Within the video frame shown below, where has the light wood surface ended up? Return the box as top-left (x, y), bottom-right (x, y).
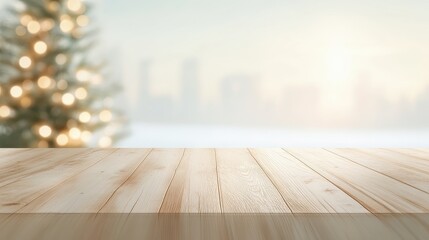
top-left (0, 148), bottom-right (428, 214)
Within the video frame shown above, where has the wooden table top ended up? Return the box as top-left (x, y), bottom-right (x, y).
top-left (1, 148), bottom-right (429, 214)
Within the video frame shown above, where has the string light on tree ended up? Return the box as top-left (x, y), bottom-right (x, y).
top-left (62, 93), bottom-right (75, 106)
top-left (27, 20), bottom-right (41, 34)
top-left (99, 110), bottom-right (112, 122)
top-left (76, 69), bottom-right (91, 82)
top-left (19, 56), bottom-right (32, 69)
top-left (79, 111), bottom-right (91, 123)
top-left (0, 0), bottom-right (123, 147)
top-left (67, 0), bottom-right (83, 12)
top-left (10, 86), bottom-right (23, 98)
top-left (38, 125), bottom-right (52, 138)
top-left (69, 127), bottom-right (81, 140)
top-left (74, 87), bottom-right (87, 100)
top-left (37, 76), bottom-right (53, 89)
top-left (34, 41), bottom-right (48, 55)
top-left (0, 105), bottom-right (12, 118)
top-left (56, 133), bottom-right (69, 146)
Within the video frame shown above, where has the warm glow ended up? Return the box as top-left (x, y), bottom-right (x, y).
top-left (27, 20), bottom-right (41, 34)
top-left (79, 111), bottom-right (91, 123)
top-left (60, 19), bottom-right (74, 33)
top-left (51, 92), bottom-right (62, 103)
top-left (41, 19), bottom-right (54, 31)
top-left (69, 127), bottom-right (81, 139)
top-left (34, 41), bottom-right (48, 55)
top-left (81, 130), bottom-right (92, 143)
top-left (20, 97), bottom-right (32, 108)
top-left (20, 14), bottom-right (32, 26)
top-left (37, 76), bottom-right (53, 89)
top-left (0, 105), bottom-right (12, 118)
top-left (92, 74), bottom-right (103, 84)
top-left (99, 110), bottom-right (112, 122)
top-left (75, 87), bottom-right (88, 100)
top-left (55, 54), bottom-right (67, 65)
top-left (19, 56), bottom-right (32, 69)
top-left (56, 133), bottom-right (69, 146)
top-left (98, 136), bottom-right (112, 148)
top-left (67, 0), bottom-right (83, 12)
top-left (57, 79), bottom-right (68, 90)
top-left (77, 15), bottom-right (89, 27)
top-left (76, 69), bottom-right (91, 82)
top-left (10, 86), bottom-right (23, 98)
top-left (15, 26), bottom-right (26, 36)
top-left (62, 93), bottom-right (75, 106)
top-left (39, 125), bottom-right (52, 138)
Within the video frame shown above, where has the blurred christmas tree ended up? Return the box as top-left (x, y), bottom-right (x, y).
top-left (0, 0), bottom-right (124, 148)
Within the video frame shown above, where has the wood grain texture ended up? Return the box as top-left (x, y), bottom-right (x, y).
top-left (328, 148), bottom-right (429, 193)
top-left (100, 148), bottom-right (184, 213)
top-left (160, 149), bottom-right (221, 213)
top-left (0, 148), bottom-right (428, 214)
top-left (286, 148), bottom-right (429, 213)
top-left (18, 149), bottom-right (151, 213)
top-left (215, 148), bottom-right (291, 213)
top-left (249, 148), bottom-right (368, 213)
top-left (0, 149), bottom-right (114, 213)
top-left (388, 148), bottom-right (429, 161)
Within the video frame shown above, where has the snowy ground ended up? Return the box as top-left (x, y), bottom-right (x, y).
top-left (117, 123), bottom-right (429, 148)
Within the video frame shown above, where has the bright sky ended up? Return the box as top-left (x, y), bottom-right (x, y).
top-left (2, 0), bottom-right (429, 112)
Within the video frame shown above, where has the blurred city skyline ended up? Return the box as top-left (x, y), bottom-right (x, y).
top-left (2, 0), bottom-right (429, 129)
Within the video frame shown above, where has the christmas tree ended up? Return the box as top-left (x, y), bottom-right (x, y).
top-left (0, 0), bottom-right (124, 148)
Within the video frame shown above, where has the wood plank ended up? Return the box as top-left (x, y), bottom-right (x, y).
top-left (18, 149), bottom-right (151, 213)
top-left (216, 148), bottom-right (291, 213)
top-left (286, 148), bottom-right (429, 213)
top-left (0, 149), bottom-right (114, 213)
top-left (357, 148), bottom-right (429, 171)
top-left (388, 148), bottom-right (429, 160)
top-left (0, 148), bottom-right (88, 188)
top-left (160, 149), bottom-right (221, 213)
top-left (100, 148), bottom-right (184, 213)
top-left (249, 148), bottom-right (367, 213)
top-left (0, 149), bottom-right (31, 159)
top-left (328, 148), bottom-right (429, 193)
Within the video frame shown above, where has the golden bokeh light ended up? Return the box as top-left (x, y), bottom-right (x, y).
top-left (74, 87), bottom-right (88, 100)
top-left (69, 127), bottom-right (81, 139)
top-left (60, 18), bottom-right (74, 33)
top-left (19, 56), bottom-right (32, 69)
top-left (55, 54), bottom-right (67, 65)
top-left (37, 76), bottom-right (53, 89)
top-left (20, 14), bottom-right (32, 25)
top-left (67, 0), bottom-right (83, 12)
top-left (79, 111), bottom-right (91, 123)
top-left (76, 69), bottom-right (91, 82)
top-left (57, 79), bottom-right (68, 90)
top-left (62, 93), bottom-right (75, 106)
top-left (41, 19), bottom-right (54, 31)
top-left (99, 110), bottom-right (112, 122)
top-left (76, 15), bottom-right (89, 27)
top-left (10, 85), bottom-right (23, 98)
top-left (56, 133), bottom-right (69, 146)
top-left (27, 20), bottom-right (41, 34)
top-left (39, 125), bottom-right (52, 138)
top-left (0, 105), bottom-right (12, 118)
top-left (34, 41), bottom-right (48, 55)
